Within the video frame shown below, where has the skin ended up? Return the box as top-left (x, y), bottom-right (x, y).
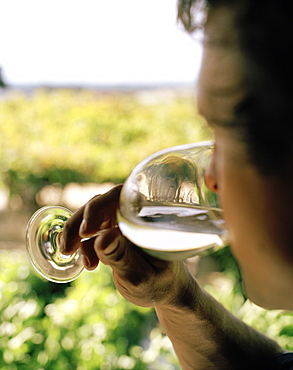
top-left (205, 126), bottom-right (293, 310)
top-left (60, 4), bottom-right (291, 369)
top-left (200, 5), bottom-right (293, 310)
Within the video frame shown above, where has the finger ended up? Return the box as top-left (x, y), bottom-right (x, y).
top-left (61, 184), bottom-right (122, 255)
top-left (93, 228), bottom-right (177, 307)
top-left (61, 206), bottom-right (85, 255)
top-left (79, 237), bottom-right (99, 270)
top-left (93, 228), bottom-right (154, 285)
top-left (95, 228), bottom-right (128, 266)
top-left (79, 184), bottom-right (122, 237)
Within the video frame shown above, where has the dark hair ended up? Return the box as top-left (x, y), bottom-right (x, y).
top-left (178, 0), bottom-right (293, 175)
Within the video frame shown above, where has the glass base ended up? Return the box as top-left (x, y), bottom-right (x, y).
top-left (26, 206), bottom-right (84, 283)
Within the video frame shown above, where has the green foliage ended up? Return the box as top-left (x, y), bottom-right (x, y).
top-left (1, 250), bottom-right (292, 369)
top-left (0, 250), bottom-right (180, 369)
top-left (0, 89), bottom-right (210, 204)
top-left (212, 246), bottom-right (245, 298)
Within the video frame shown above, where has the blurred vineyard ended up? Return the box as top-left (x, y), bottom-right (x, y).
top-left (0, 88), bottom-right (209, 206)
top-left (0, 88), bottom-right (292, 369)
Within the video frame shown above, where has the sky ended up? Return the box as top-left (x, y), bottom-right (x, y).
top-left (0, 0), bottom-right (203, 87)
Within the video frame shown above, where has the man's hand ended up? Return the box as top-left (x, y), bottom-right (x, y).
top-left (60, 184), bottom-right (193, 308)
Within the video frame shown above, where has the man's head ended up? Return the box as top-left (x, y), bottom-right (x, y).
top-left (178, 0), bottom-right (293, 309)
top-left (178, 0), bottom-right (293, 175)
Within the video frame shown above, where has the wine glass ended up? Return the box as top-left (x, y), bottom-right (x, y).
top-left (26, 140), bottom-right (227, 282)
top-left (118, 140), bottom-right (227, 261)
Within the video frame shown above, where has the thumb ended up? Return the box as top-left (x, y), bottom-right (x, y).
top-left (79, 184), bottom-right (122, 238)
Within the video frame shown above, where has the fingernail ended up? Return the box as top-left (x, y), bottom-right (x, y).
top-left (80, 219), bottom-right (87, 235)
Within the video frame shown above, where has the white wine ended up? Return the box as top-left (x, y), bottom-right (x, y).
top-left (117, 205), bottom-right (226, 261)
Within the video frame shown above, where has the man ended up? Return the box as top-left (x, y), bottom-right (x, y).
top-left (61, 1), bottom-right (293, 368)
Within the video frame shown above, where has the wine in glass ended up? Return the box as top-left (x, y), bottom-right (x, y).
top-left (118, 140), bottom-right (227, 261)
top-left (26, 140), bottom-right (227, 282)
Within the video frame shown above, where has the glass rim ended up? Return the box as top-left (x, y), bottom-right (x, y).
top-left (148, 140), bottom-right (214, 157)
top-left (133, 140), bottom-right (214, 172)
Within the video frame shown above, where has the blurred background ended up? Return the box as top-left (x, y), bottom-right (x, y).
top-left (0, 1), bottom-right (292, 369)
top-left (0, 0), bottom-right (201, 87)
